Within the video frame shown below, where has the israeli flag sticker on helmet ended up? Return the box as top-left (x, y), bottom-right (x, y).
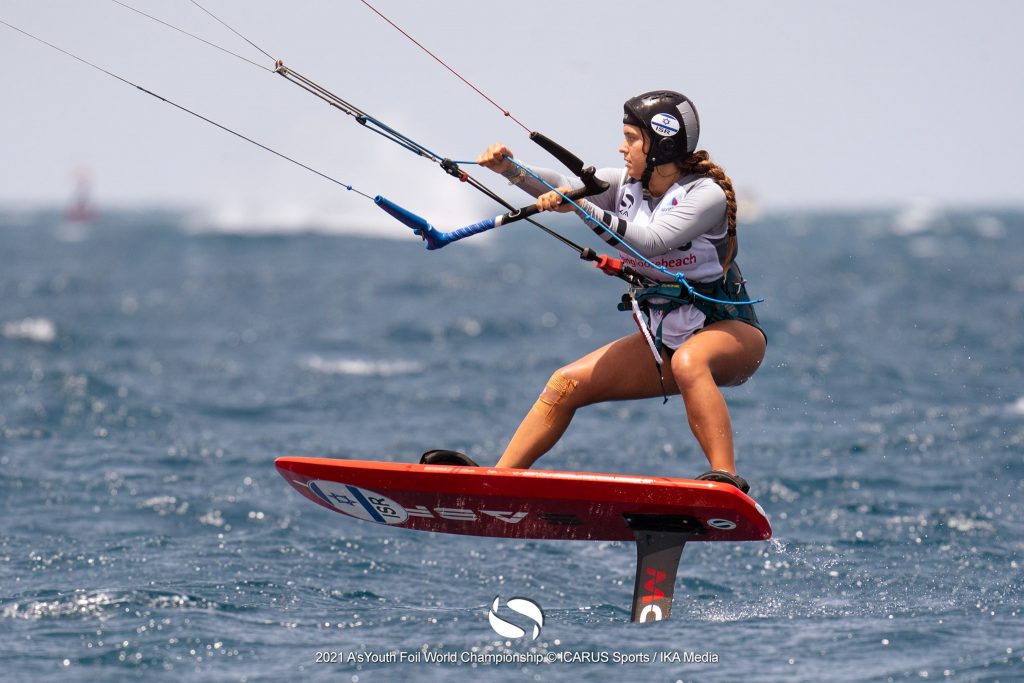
top-left (651, 113), bottom-right (679, 137)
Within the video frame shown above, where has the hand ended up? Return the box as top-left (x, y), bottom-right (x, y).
top-left (536, 186), bottom-right (576, 213)
top-left (477, 143), bottom-right (514, 174)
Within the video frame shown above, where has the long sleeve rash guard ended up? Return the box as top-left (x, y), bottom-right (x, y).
top-left (502, 164), bottom-right (729, 283)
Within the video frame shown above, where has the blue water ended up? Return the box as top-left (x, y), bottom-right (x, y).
top-left (2, 206), bottom-right (1022, 682)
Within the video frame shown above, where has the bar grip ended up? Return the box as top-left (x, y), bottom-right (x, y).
top-left (376, 195), bottom-right (500, 250)
top-left (529, 131), bottom-right (609, 195)
top-left (529, 130), bottom-right (586, 175)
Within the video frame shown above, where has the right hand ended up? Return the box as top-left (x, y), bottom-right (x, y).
top-left (477, 143), bottom-right (514, 174)
top-left (536, 187), bottom-right (576, 213)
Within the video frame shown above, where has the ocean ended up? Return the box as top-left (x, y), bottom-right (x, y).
top-left (1, 205), bottom-right (1022, 682)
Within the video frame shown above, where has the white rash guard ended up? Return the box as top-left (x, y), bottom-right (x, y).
top-left (503, 164), bottom-right (732, 348)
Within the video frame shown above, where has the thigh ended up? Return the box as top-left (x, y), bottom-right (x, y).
top-left (670, 319), bottom-right (767, 388)
top-left (560, 332), bottom-right (670, 405)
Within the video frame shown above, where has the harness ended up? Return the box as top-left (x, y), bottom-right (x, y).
top-left (618, 264), bottom-right (760, 352)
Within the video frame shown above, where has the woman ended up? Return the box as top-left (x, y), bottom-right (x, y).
top-left (426, 91), bottom-right (766, 492)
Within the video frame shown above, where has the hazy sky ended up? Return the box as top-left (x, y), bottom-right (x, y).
top-left (3, 0), bottom-right (1023, 217)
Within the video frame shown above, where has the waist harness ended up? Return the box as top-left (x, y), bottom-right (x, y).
top-left (617, 264), bottom-right (761, 351)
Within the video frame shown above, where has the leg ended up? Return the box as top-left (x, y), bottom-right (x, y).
top-left (496, 332), bottom-right (667, 468)
top-left (669, 320), bottom-right (766, 474)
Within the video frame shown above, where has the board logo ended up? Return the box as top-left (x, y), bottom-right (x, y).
top-left (487, 596), bottom-right (544, 640)
top-left (638, 568), bottom-right (668, 622)
top-left (706, 518), bottom-right (737, 530)
top-left (306, 480), bottom-right (408, 524)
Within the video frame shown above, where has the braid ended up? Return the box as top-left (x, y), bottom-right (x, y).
top-left (678, 151), bottom-right (739, 275)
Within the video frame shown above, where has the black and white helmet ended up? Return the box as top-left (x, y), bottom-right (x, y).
top-left (622, 90), bottom-right (700, 186)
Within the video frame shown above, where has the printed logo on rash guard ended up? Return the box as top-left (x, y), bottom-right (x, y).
top-left (619, 191), bottom-right (635, 216)
top-left (622, 254), bottom-right (696, 270)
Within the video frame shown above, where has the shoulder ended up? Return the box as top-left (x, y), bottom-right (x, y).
top-left (679, 174), bottom-right (726, 203)
top-left (666, 175), bottom-right (726, 214)
top-left (666, 174), bottom-right (727, 236)
top-left (675, 175), bottom-right (726, 223)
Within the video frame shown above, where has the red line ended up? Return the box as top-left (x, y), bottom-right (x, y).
top-left (358, 0), bottom-right (532, 134)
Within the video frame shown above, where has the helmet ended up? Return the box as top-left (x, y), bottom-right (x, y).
top-left (622, 90), bottom-right (700, 186)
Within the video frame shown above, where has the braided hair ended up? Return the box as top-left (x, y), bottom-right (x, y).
top-left (677, 151), bottom-right (738, 275)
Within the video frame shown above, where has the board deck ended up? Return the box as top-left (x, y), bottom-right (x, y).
top-left (275, 457), bottom-right (772, 542)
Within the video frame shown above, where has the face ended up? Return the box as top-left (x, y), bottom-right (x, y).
top-left (619, 124), bottom-right (648, 180)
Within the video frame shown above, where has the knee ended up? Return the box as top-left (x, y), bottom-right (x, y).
top-left (531, 369), bottom-right (582, 424)
top-left (670, 349), bottom-right (711, 390)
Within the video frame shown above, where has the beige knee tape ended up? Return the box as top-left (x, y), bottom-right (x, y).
top-left (531, 372), bottom-right (579, 426)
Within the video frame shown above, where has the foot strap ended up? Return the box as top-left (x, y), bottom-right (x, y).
top-left (419, 450), bottom-right (479, 467)
top-left (695, 470), bottom-right (750, 494)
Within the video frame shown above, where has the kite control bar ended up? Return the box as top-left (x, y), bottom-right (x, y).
top-left (378, 131), bottom-right (610, 251)
top-left (529, 131), bottom-right (608, 197)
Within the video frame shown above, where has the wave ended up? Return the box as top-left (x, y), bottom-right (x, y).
top-left (1, 589), bottom-right (219, 621)
top-left (2, 317), bottom-right (56, 343)
top-left (1009, 397), bottom-right (1024, 416)
top-left (301, 355), bottom-right (425, 377)
top-left (182, 178), bottom-right (498, 242)
top-left (184, 202), bottom-right (409, 238)
top-left (892, 200), bottom-right (945, 235)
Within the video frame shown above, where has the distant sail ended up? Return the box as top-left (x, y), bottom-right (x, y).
top-left (65, 167), bottom-right (96, 224)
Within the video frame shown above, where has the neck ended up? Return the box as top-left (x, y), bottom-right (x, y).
top-left (645, 163), bottom-right (682, 197)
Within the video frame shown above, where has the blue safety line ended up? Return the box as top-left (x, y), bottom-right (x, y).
top-left (361, 114), bottom-right (446, 162)
top-left (506, 158), bottom-right (763, 307)
top-left (360, 124), bottom-right (435, 158)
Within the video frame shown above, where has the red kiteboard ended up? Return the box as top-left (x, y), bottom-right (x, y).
top-left (276, 457), bottom-right (770, 542)
top-left (275, 457), bottom-right (772, 622)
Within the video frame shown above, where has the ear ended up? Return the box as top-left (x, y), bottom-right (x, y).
top-left (658, 137), bottom-right (677, 157)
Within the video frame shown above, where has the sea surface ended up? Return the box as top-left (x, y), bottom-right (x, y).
top-left (1, 205), bottom-right (1022, 682)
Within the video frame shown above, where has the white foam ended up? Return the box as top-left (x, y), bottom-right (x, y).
top-left (2, 591), bottom-right (117, 620)
top-left (140, 495), bottom-right (189, 516)
top-left (2, 317), bottom-right (57, 343)
top-left (973, 215), bottom-right (1006, 239)
top-left (184, 202), bottom-right (401, 237)
top-left (1009, 397), bottom-right (1024, 416)
top-left (198, 509), bottom-right (226, 528)
top-left (946, 515), bottom-right (994, 533)
top-left (184, 173), bottom-right (495, 243)
top-left (892, 200), bottom-right (943, 235)
top-left (301, 355), bottom-right (424, 377)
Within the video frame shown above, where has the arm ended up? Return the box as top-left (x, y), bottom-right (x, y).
top-left (477, 143), bottom-right (622, 207)
top-left (499, 164), bottom-right (579, 198)
top-left (575, 179), bottom-right (727, 258)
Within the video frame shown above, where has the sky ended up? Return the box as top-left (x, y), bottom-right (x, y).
top-left (3, 0), bottom-right (1023, 219)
